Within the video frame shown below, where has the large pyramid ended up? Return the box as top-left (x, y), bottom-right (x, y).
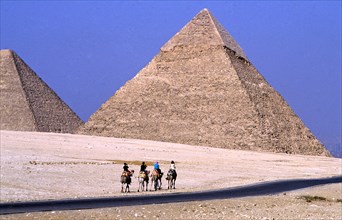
top-left (79, 9), bottom-right (330, 156)
top-left (0, 49), bottom-right (83, 133)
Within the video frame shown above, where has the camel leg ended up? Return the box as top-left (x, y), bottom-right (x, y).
top-left (153, 177), bottom-right (157, 190)
top-left (151, 179), bottom-right (155, 191)
top-left (138, 179), bottom-right (142, 192)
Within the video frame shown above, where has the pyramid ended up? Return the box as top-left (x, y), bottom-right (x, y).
top-left (79, 9), bottom-right (330, 156)
top-left (0, 49), bottom-right (83, 133)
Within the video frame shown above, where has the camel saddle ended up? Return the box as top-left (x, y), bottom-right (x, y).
top-left (152, 169), bottom-right (159, 177)
top-left (122, 171), bottom-right (131, 177)
top-left (139, 171), bottom-right (146, 179)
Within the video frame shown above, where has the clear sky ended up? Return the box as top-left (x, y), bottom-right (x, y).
top-left (1, 1), bottom-right (341, 155)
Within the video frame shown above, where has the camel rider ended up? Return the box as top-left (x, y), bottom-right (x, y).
top-left (140, 161), bottom-right (148, 178)
top-left (170, 160), bottom-right (176, 171)
top-left (154, 161), bottom-right (161, 177)
top-left (123, 162), bottom-right (130, 175)
top-left (140, 161), bottom-right (147, 172)
top-left (169, 160), bottom-right (177, 176)
top-left (122, 162), bottom-right (132, 184)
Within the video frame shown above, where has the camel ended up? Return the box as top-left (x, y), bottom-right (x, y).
top-left (150, 169), bottom-right (163, 191)
top-left (166, 169), bottom-right (177, 189)
top-left (137, 170), bottom-right (150, 192)
top-left (120, 170), bottom-right (134, 193)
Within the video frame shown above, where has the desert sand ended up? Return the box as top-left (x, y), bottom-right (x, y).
top-left (0, 130), bottom-right (341, 219)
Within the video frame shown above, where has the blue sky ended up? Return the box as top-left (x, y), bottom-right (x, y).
top-left (1, 1), bottom-right (341, 154)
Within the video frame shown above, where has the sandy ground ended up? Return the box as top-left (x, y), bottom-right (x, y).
top-left (0, 130), bottom-right (341, 219)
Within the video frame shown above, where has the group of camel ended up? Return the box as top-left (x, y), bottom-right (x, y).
top-left (121, 169), bottom-right (177, 193)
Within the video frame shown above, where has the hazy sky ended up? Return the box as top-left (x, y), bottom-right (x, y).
top-left (1, 1), bottom-right (341, 152)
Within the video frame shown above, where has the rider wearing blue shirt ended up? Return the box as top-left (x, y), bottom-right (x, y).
top-left (154, 161), bottom-right (161, 176)
top-left (154, 162), bottom-right (159, 170)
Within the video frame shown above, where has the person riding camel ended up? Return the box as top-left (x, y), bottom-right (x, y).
top-left (140, 161), bottom-right (148, 179)
top-left (169, 160), bottom-right (177, 176)
top-left (154, 161), bottom-right (161, 177)
top-left (170, 160), bottom-right (176, 171)
top-left (122, 162), bottom-right (132, 185)
top-left (140, 161), bottom-right (147, 172)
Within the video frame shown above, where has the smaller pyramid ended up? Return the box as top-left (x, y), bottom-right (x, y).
top-left (0, 49), bottom-right (83, 133)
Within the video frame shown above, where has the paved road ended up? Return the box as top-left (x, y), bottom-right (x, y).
top-left (1, 175), bottom-right (341, 215)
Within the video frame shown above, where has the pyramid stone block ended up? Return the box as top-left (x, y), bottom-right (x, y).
top-left (79, 9), bottom-right (330, 156)
top-left (0, 49), bottom-right (83, 133)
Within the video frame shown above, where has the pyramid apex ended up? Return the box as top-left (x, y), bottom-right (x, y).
top-left (0, 49), bottom-right (15, 56)
top-left (199, 8), bottom-right (213, 15)
top-left (198, 8), bottom-right (212, 16)
top-left (161, 9), bottom-right (247, 60)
